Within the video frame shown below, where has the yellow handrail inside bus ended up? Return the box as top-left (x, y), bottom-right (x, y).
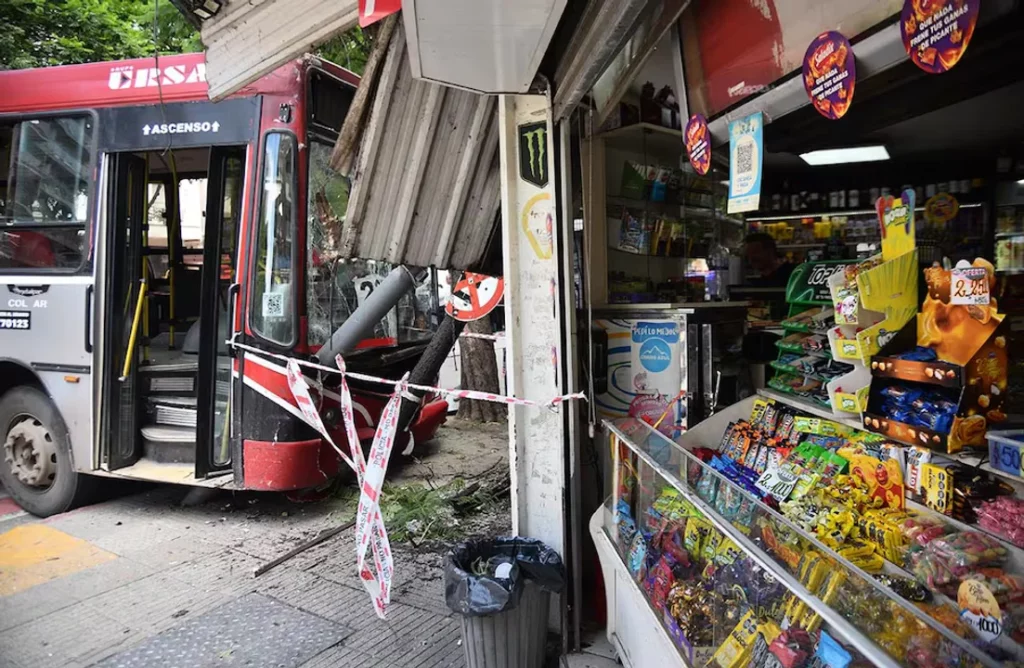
top-left (120, 279), bottom-right (148, 382)
top-left (142, 165), bottom-right (152, 363)
top-left (168, 150), bottom-right (180, 350)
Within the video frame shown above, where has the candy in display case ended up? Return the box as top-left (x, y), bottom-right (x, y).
top-left (594, 412), bottom-right (1009, 667)
top-left (594, 388), bottom-right (1024, 667)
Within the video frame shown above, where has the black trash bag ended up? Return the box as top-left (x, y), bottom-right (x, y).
top-left (444, 537), bottom-right (565, 617)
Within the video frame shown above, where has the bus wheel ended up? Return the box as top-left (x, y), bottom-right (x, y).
top-left (0, 386), bottom-right (94, 517)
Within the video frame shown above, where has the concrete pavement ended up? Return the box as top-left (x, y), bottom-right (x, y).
top-left (0, 484), bottom-right (465, 668)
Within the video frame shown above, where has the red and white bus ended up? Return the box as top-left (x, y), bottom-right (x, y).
top-left (0, 53), bottom-right (448, 516)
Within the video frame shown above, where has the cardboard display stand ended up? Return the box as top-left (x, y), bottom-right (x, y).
top-left (862, 260), bottom-right (1010, 453)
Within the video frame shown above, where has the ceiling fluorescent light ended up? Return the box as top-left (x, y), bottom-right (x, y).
top-left (800, 146), bottom-right (890, 166)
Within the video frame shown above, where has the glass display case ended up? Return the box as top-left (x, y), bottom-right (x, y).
top-left (591, 411), bottom-right (1005, 668)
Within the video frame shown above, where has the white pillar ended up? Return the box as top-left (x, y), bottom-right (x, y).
top-left (498, 93), bottom-right (566, 557)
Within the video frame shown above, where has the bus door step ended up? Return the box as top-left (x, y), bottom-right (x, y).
top-left (147, 396), bottom-right (198, 428)
top-left (141, 425), bottom-right (195, 464)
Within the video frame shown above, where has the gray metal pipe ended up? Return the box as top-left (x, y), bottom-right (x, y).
top-left (316, 266), bottom-right (420, 362)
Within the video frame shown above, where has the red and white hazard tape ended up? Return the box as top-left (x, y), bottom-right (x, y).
top-left (231, 341), bottom-right (586, 408)
top-left (458, 331), bottom-right (505, 341)
top-left (247, 340), bottom-right (585, 619)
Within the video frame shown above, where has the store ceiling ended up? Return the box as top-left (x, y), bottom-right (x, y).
top-left (758, 12), bottom-right (1024, 179)
top-left (863, 79), bottom-right (1024, 159)
top-left (763, 78), bottom-right (1024, 174)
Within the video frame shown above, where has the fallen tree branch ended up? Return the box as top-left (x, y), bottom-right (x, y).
top-left (253, 519), bottom-right (356, 577)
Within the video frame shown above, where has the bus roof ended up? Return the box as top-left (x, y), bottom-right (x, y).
top-left (0, 52), bottom-right (359, 115)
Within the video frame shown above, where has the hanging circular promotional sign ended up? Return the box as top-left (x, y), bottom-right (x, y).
top-left (684, 114), bottom-right (711, 175)
top-left (802, 31), bottom-right (856, 120)
top-left (901, 0), bottom-right (980, 74)
top-left (925, 192), bottom-right (960, 224)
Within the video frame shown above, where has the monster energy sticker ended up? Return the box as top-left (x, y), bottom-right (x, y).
top-left (518, 122), bottom-right (548, 188)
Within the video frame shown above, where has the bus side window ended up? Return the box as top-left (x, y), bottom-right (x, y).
top-left (250, 132), bottom-right (297, 346)
top-left (0, 116), bottom-right (92, 272)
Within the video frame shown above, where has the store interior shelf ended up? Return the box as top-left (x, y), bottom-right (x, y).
top-left (757, 388), bottom-right (862, 430)
top-left (607, 196), bottom-right (744, 227)
top-left (747, 202), bottom-right (983, 222)
top-left (946, 450), bottom-right (1024, 492)
top-left (769, 361), bottom-right (852, 386)
top-left (995, 231), bottom-right (1024, 239)
top-left (997, 268), bottom-right (1024, 275)
top-left (904, 497), bottom-right (1024, 570)
top-left (595, 122), bottom-right (683, 159)
top-left (777, 240), bottom-right (880, 250)
top-left (607, 245), bottom-right (687, 259)
top-left (765, 383), bottom-right (1024, 562)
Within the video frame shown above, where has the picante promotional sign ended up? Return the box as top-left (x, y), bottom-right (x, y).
top-left (684, 114), bottom-right (712, 175)
top-left (802, 31), bottom-right (856, 120)
top-left (727, 112), bottom-right (763, 214)
top-left (900, 0), bottom-right (980, 74)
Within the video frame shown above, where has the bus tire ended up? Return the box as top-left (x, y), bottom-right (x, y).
top-left (0, 386), bottom-right (95, 517)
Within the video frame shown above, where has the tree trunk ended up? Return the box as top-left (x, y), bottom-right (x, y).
top-left (458, 316), bottom-right (505, 422)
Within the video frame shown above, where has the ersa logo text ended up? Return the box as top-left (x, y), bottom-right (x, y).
top-left (108, 63), bottom-right (207, 90)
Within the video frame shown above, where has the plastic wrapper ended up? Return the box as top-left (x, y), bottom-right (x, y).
top-left (875, 574), bottom-right (931, 603)
top-left (900, 515), bottom-right (949, 548)
top-left (907, 530), bottom-right (1008, 594)
top-left (974, 496), bottom-right (1024, 547)
top-left (444, 537), bottom-right (565, 617)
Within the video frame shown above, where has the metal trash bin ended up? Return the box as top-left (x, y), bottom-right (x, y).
top-left (444, 537), bottom-right (564, 668)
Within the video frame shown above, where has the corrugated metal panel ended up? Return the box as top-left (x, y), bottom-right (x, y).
top-left (200, 0), bottom-right (359, 100)
top-left (340, 23), bottom-right (500, 270)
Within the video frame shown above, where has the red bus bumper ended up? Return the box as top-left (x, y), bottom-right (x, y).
top-left (242, 399), bottom-right (450, 491)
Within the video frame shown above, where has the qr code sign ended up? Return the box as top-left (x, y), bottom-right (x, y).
top-left (735, 142), bottom-right (753, 174)
top-left (262, 292), bottom-right (285, 318)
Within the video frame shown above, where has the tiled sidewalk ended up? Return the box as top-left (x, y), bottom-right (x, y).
top-left (0, 486), bottom-right (463, 668)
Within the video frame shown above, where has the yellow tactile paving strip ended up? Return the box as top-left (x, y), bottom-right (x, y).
top-left (0, 524), bottom-right (117, 596)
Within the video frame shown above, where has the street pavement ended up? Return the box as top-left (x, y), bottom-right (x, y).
top-left (0, 483), bottom-right (465, 668)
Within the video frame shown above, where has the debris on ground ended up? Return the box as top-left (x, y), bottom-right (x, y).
top-left (380, 464), bottom-right (511, 546)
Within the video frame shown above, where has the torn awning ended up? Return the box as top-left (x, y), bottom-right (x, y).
top-left (333, 20), bottom-right (501, 271)
top-left (189, 0), bottom-right (568, 100)
top-left (198, 0), bottom-right (360, 100)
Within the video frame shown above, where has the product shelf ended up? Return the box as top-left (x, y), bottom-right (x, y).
top-left (738, 390), bottom-right (1024, 660)
top-left (746, 202), bottom-right (983, 223)
top-left (757, 388), bottom-right (862, 430)
top-left (607, 196), bottom-right (743, 227)
top-left (606, 415), bottom-right (1001, 668)
top-left (768, 361), bottom-right (852, 387)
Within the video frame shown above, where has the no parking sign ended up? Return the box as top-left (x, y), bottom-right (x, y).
top-left (445, 272), bottom-right (504, 322)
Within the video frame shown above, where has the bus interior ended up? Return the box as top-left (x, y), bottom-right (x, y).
top-left (104, 145), bottom-right (244, 480)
